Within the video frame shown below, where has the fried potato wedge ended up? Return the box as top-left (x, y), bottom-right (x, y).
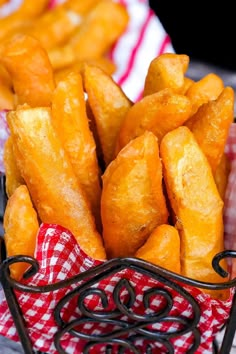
top-left (25, 5), bottom-right (82, 50)
top-left (48, 44), bottom-right (76, 71)
top-left (54, 57), bottom-right (116, 84)
top-left (7, 106), bottom-right (106, 260)
top-left (67, 0), bottom-right (129, 61)
top-left (0, 34), bottom-right (55, 107)
top-left (62, 0), bottom-right (101, 15)
top-left (185, 86), bottom-right (234, 174)
top-left (135, 224), bottom-right (181, 273)
top-left (181, 76), bottom-right (194, 94)
top-left (214, 153), bottom-right (231, 200)
top-left (143, 53), bottom-right (189, 96)
top-left (3, 136), bottom-right (25, 198)
top-left (185, 73), bottom-right (224, 116)
top-left (49, 0), bottom-right (129, 70)
top-left (115, 88), bottom-right (192, 155)
top-left (101, 131), bottom-right (169, 258)
top-left (4, 0), bottom-right (49, 18)
top-left (0, 64), bottom-right (12, 89)
top-left (160, 126), bottom-right (228, 299)
top-left (0, 81), bottom-right (15, 110)
top-left (51, 71), bottom-right (102, 231)
top-left (83, 64), bottom-right (132, 166)
top-left (0, 0), bottom-right (50, 40)
top-left (3, 184), bottom-right (39, 281)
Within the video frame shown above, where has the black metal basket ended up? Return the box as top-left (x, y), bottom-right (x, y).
top-left (1, 174), bottom-right (236, 354)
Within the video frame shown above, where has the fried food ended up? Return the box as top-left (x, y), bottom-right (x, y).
top-left (101, 131), bottom-right (169, 258)
top-left (54, 57), bottom-right (116, 84)
top-left (83, 64), bottom-right (132, 166)
top-left (51, 71), bottom-right (102, 231)
top-left (181, 76), bottom-right (194, 94)
top-left (3, 136), bottom-right (24, 198)
top-left (0, 81), bottom-right (15, 110)
top-left (24, 5), bottom-right (82, 50)
top-left (3, 184), bottom-right (39, 281)
top-left (67, 0), bottom-right (129, 61)
top-left (115, 88), bottom-right (192, 155)
top-left (7, 106), bottom-right (106, 260)
top-left (185, 86), bottom-right (234, 174)
top-left (185, 73), bottom-right (224, 116)
top-left (61, 0), bottom-right (101, 15)
top-left (143, 53), bottom-right (189, 96)
top-left (48, 0), bottom-right (129, 70)
top-left (0, 33), bottom-right (55, 107)
top-left (214, 153), bottom-right (231, 200)
top-left (135, 224), bottom-right (181, 273)
top-left (160, 125), bottom-right (229, 299)
top-left (0, 0), bottom-right (50, 41)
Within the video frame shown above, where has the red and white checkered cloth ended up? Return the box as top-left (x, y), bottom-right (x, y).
top-left (0, 0), bottom-right (236, 353)
top-left (0, 223), bottom-right (234, 354)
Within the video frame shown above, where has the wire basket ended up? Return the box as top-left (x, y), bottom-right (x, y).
top-left (1, 173), bottom-right (236, 354)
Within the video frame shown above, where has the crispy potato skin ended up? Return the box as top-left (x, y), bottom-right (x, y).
top-left (143, 53), bottom-right (189, 96)
top-left (115, 88), bottom-right (192, 155)
top-left (214, 153), bottom-right (231, 200)
top-left (0, 0), bottom-right (50, 41)
top-left (0, 34), bottom-right (55, 107)
top-left (4, 184), bottom-right (39, 281)
top-left (185, 73), bottom-right (224, 116)
top-left (49, 0), bottom-right (129, 70)
top-left (135, 224), bottom-right (181, 273)
top-left (160, 126), bottom-right (229, 299)
top-left (7, 106), bottom-right (106, 260)
top-left (51, 71), bottom-right (102, 231)
top-left (185, 87), bottom-right (234, 174)
top-left (101, 131), bottom-right (169, 258)
top-left (3, 136), bottom-right (25, 198)
top-left (68, 1), bottom-right (129, 61)
top-left (83, 64), bottom-right (132, 167)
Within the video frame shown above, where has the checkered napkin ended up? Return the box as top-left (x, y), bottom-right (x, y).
top-left (0, 222), bottom-right (234, 354)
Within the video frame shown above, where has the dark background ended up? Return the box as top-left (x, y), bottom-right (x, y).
top-left (148, 1), bottom-right (236, 72)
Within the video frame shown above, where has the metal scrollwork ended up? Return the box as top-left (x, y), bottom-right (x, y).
top-left (52, 259), bottom-right (203, 353)
top-left (1, 239), bottom-right (236, 353)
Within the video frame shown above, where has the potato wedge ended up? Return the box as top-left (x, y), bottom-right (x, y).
top-left (0, 0), bottom-right (49, 41)
top-left (54, 57), bottom-right (116, 84)
top-left (51, 71), bottom-right (102, 231)
top-left (185, 73), bottom-right (224, 116)
top-left (3, 136), bottom-right (25, 198)
top-left (48, 44), bottom-right (76, 71)
top-left (25, 5), bottom-right (82, 50)
top-left (214, 153), bottom-right (231, 200)
top-left (135, 224), bottom-right (181, 273)
top-left (101, 131), bottom-right (169, 258)
top-left (7, 106), bottom-right (106, 260)
top-left (0, 81), bottom-right (15, 110)
top-left (67, 0), bottom-right (129, 61)
top-left (115, 88), bottom-right (192, 155)
top-left (143, 53), bottom-right (189, 96)
top-left (181, 76), bottom-right (194, 95)
top-left (83, 64), bottom-right (132, 166)
top-left (0, 33), bottom-right (55, 107)
top-left (3, 184), bottom-right (39, 281)
top-left (0, 64), bottom-right (12, 89)
top-left (160, 126), bottom-right (228, 299)
top-left (62, 0), bottom-right (101, 15)
top-left (185, 86), bottom-right (234, 174)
